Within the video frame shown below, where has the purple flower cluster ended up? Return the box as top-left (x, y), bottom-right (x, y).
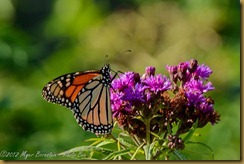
top-left (166, 59), bottom-right (216, 116)
top-left (111, 70), bottom-right (171, 118)
top-left (110, 59), bottom-right (220, 143)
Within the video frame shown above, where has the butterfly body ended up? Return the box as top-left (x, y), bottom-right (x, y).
top-left (42, 64), bottom-right (113, 135)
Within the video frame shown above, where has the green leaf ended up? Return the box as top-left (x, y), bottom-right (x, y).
top-left (183, 119), bottom-right (198, 143)
top-left (85, 137), bottom-right (102, 142)
top-left (130, 142), bottom-right (145, 160)
top-left (149, 141), bottom-right (158, 158)
top-left (167, 122), bottom-right (172, 134)
top-left (133, 115), bottom-right (144, 122)
top-left (173, 150), bottom-right (188, 160)
top-left (117, 137), bottom-right (137, 149)
top-left (151, 114), bottom-right (163, 120)
top-left (96, 139), bottom-right (115, 147)
top-left (103, 149), bottom-right (132, 160)
top-left (187, 141), bottom-right (214, 160)
top-left (143, 141), bottom-right (157, 160)
top-left (86, 137), bottom-right (105, 146)
top-left (149, 130), bottom-right (162, 140)
top-left (59, 146), bottom-right (113, 160)
top-left (143, 144), bottom-right (150, 160)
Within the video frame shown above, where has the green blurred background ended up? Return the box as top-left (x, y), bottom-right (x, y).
top-left (0, 0), bottom-right (240, 160)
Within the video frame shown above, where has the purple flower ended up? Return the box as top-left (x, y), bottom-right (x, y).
top-left (145, 67), bottom-right (155, 76)
top-left (195, 64), bottom-right (213, 79)
top-left (111, 72), bottom-right (139, 91)
top-left (111, 66), bottom-right (172, 119)
top-left (166, 60), bottom-right (213, 86)
top-left (178, 62), bottom-right (189, 73)
top-left (185, 89), bottom-right (206, 106)
top-left (110, 72), bottom-right (143, 117)
top-left (166, 65), bottom-right (177, 74)
top-left (199, 102), bottom-right (213, 113)
top-left (185, 88), bottom-right (214, 114)
top-left (142, 74), bottom-right (171, 94)
top-left (184, 79), bottom-right (215, 93)
top-left (142, 66), bottom-right (154, 81)
top-left (110, 61), bottom-right (219, 133)
top-left (121, 83), bottom-right (145, 103)
top-left (110, 91), bottom-right (132, 117)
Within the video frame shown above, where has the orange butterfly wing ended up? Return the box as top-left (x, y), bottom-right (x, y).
top-left (42, 71), bottom-right (100, 109)
top-left (42, 65), bottom-right (113, 135)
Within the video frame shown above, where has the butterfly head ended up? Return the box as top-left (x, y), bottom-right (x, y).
top-left (101, 64), bottom-right (112, 86)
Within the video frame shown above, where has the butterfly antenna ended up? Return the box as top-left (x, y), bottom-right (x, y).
top-left (121, 49), bottom-right (132, 55)
top-left (104, 55), bottom-right (109, 64)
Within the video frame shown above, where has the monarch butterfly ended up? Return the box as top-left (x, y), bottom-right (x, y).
top-left (42, 64), bottom-right (114, 135)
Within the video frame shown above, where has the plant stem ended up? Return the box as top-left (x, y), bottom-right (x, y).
top-left (108, 133), bottom-right (126, 149)
top-left (145, 118), bottom-right (151, 160)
